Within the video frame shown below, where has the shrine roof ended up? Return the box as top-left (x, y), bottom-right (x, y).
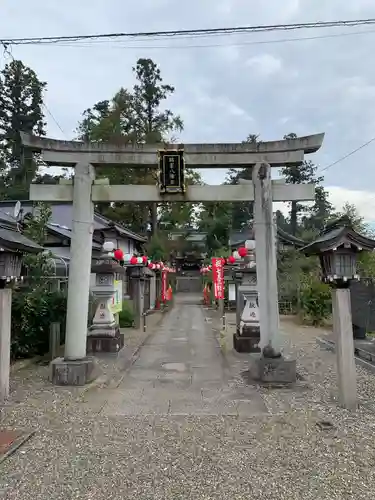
top-left (229, 227), bottom-right (305, 248)
top-left (301, 218), bottom-right (375, 255)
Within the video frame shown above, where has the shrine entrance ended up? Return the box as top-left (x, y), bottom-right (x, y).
top-left (21, 132), bottom-right (324, 385)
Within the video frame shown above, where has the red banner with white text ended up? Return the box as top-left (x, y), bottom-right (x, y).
top-left (211, 257), bottom-right (225, 300)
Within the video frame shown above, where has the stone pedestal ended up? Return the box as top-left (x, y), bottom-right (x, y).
top-left (87, 328), bottom-right (124, 354)
top-left (248, 354), bottom-right (296, 384)
top-left (51, 357), bottom-right (96, 386)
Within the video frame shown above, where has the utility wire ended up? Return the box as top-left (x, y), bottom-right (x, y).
top-left (2, 18), bottom-right (375, 45)
top-left (46, 28), bottom-right (375, 50)
top-left (320, 136), bottom-right (375, 173)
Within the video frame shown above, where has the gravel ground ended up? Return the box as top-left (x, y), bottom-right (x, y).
top-left (1, 308), bottom-right (375, 499)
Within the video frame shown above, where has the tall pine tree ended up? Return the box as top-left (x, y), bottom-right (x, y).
top-left (0, 59), bottom-right (46, 199)
top-left (76, 58), bottom-right (186, 234)
top-left (281, 133), bottom-right (332, 236)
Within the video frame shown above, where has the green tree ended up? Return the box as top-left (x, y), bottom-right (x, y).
top-left (198, 201), bottom-right (232, 256)
top-left (302, 185), bottom-right (333, 235)
top-left (76, 58), bottom-right (188, 234)
top-left (0, 59), bottom-right (46, 199)
top-left (334, 202), bottom-right (368, 233)
top-left (281, 133), bottom-right (332, 236)
top-left (225, 133), bottom-right (259, 229)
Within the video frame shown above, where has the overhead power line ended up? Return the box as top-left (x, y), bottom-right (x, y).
top-left (48, 28), bottom-right (375, 50)
top-left (2, 18), bottom-right (375, 46)
top-left (320, 136), bottom-right (375, 173)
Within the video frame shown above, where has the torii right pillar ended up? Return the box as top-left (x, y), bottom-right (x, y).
top-left (249, 162), bottom-right (297, 383)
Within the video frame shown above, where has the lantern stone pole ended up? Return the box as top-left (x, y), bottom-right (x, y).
top-left (332, 288), bottom-right (357, 409)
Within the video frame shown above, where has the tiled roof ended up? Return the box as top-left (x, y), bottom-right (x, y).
top-left (0, 224), bottom-right (43, 253)
top-left (0, 201), bottom-right (146, 243)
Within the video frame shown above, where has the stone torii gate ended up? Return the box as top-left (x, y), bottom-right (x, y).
top-left (21, 132), bottom-right (324, 384)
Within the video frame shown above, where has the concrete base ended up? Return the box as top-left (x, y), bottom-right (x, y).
top-left (248, 355), bottom-right (296, 384)
top-left (51, 357), bottom-right (96, 386)
top-left (87, 330), bottom-right (124, 354)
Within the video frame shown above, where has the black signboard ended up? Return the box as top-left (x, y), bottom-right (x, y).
top-left (159, 150), bottom-right (185, 194)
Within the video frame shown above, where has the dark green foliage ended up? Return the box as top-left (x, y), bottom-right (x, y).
top-left (11, 203), bottom-right (68, 359)
top-left (76, 58), bottom-right (187, 234)
top-left (299, 280), bottom-right (332, 325)
top-left (0, 59), bottom-right (46, 200)
top-left (281, 133), bottom-right (333, 236)
top-left (11, 288), bottom-right (67, 359)
top-left (118, 300), bottom-right (135, 328)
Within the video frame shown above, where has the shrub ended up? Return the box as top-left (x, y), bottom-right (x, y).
top-left (118, 300), bottom-right (135, 328)
top-left (10, 203), bottom-right (70, 359)
top-left (11, 288), bottom-right (67, 359)
top-left (299, 280), bottom-right (332, 325)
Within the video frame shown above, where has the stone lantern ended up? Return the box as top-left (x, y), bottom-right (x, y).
top-left (87, 245), bottom-right (125, 354)
top-left (232, 238), bottom-right (260, 353)
top-left (301, 216), bottom-right (375, 410)
top-left (301, 216), bottom-right (375, 286)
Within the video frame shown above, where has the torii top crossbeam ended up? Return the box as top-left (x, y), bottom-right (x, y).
top-left (20, 132), bottom-right (324, 168)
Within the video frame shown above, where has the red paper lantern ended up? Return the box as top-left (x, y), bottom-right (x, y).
top-left (238, 247), bottom-right (248, 258)
top-left (228, 255), bottom-right (236, 264)
top-left (114, 248), bottom-right (124, 261)
top-left (130, 256), bottom-right (138, 265)
top-left (142, 255), bottom-right (148, 264)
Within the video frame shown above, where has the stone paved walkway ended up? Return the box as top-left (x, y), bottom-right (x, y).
top-left (1, 297), bottom-right (375, 499)
top-left (100, 294), bottom-right (267, 418)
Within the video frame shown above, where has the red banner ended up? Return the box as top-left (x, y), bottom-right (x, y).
top-left (212, 257), bottom-right (225, 299)
top-left (161, 270), bottom-right (168, 302)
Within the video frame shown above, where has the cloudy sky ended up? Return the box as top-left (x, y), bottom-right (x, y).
top-left (2, 0), bottom-right (375, 220)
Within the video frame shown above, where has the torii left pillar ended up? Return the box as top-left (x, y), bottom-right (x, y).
top-left (51, 163), bottom-right (97, 386)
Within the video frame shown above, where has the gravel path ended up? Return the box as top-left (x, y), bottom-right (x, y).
top-left (1, 301), bottom-right (375, 499)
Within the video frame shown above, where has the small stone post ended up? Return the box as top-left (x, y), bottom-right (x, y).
top-left (130, 267), bottom-right (144, 329)
top-left (218, 298), bottom-right (225, 327)
top-left (0, 287), bottom-right (12, 401)
top-left (49, 322), bottom-right (61, 361)
top-left (332, 288), bottom-right (357, 410)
